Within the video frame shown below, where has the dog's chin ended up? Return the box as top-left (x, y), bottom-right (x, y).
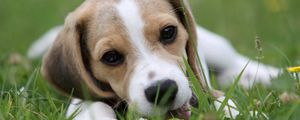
top-left (136, 94), bottom-right (196, 119)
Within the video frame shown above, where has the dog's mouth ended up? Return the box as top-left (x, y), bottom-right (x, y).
top-left (168, 93), bottom-right (198, 120)
top-left (168, 103), bottom-right (191, 119)
top-left (115, 93), bottom-right (197, 119)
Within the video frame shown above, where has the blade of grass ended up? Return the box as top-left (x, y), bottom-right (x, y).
top-left (154, 84), bottom-right (161, 107)
top-left (285, 102), bottom-right (300, 120)
top-left (67, 105), bottom-right (81, 120)
top-left (46, 92), bottom-right (58, 112)
top-left (179, 0), bottom-right (211, 89)
top-left (217, 62), bottom-right (249, 114)
top-left (184, 58), bottom-right (210, 111)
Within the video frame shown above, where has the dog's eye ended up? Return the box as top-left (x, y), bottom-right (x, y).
top-left (101, 50), bottom-right (124, 66)
top-left (160, 25), bottom-right (177, 45)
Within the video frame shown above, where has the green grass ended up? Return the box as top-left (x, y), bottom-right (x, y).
top-left (1, 0), bottom-right (300, 119)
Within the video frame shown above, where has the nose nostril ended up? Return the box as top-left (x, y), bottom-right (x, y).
top-left (144, 80), bottom-right (178, 105)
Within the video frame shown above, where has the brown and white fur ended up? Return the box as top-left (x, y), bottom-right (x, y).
top-left (27, 0), bottom-right (279, 119)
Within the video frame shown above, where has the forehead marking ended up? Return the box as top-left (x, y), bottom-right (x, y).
top-left (116, 0), bottom-right (151, 57)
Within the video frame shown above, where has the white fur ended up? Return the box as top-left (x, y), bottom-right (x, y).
top-left (214, 96), bottom-right (239, 119)
top-left (197, 26), bottom-right (280, 88)
top-left (116, 0), bottom-right (192, 116)
top-left (66, 99), bottom-right (116, 120)
top-left (128, 57), bottom-right (192, 115)
top-left (116, 0), bottom-right (149, 57)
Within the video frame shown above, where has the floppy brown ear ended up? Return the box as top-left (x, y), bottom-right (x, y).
top-left (42, 12), bottom-right (116, 99)
top-left (169, 0), bottom-right (208, 90)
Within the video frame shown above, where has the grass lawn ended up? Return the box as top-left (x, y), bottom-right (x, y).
top-left (0, 0), bottom-right (299, 119)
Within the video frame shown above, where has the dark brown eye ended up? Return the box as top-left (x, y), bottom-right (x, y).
top-left (101, 50), bottom-right (124, 66)
top-left (160, 25), bottom-right (177, 45)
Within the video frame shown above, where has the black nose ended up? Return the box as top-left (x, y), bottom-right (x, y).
top-left (144, 80), bottom-right (178, 105)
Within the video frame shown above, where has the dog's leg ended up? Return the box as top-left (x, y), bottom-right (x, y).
top-left (67, 99), bottom-right (117, 120)
top-left (196, 26), bottom-right (280, 88)
top-left (195, 26), bottom-right (277, 119)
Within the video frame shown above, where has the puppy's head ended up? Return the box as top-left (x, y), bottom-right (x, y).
top-left (42, 0), bottom-right (205, 118)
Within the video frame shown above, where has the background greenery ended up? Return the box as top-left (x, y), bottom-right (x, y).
top-left (1, 0), bottom-right (299, 64)
top-left (0, 0), bottom-right (299, 119)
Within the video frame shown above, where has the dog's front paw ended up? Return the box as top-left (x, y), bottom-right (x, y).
top-left (67, 99), bottom-right (117, 120)
top-left (217, 58), bottom-right (281, 88)
top-left (214, 96), bottom-right (239, 119)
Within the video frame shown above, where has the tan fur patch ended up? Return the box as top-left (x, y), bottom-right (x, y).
top-left (138, 0), bottom-right (188, 68)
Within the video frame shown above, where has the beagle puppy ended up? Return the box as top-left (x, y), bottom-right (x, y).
top-left (28, 0), bottom-right (280, 119)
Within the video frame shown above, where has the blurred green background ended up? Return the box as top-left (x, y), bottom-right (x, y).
top-left (0, 0), bottom-right (299, 66)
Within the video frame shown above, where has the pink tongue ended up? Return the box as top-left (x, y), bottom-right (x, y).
top-left (171, 104), bottom-right (190, 120)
